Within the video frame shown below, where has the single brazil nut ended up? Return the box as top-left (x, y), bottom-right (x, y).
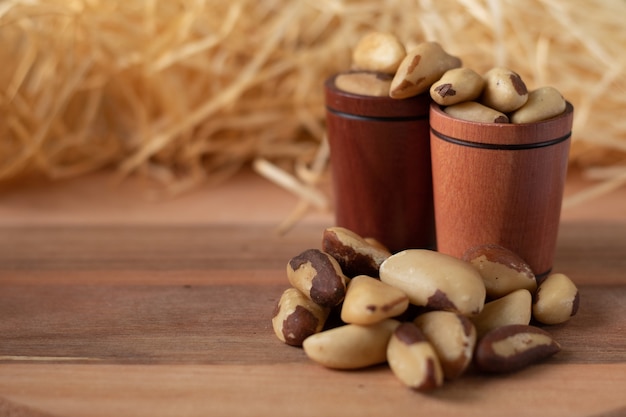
top-left (322, 226), bottom-right (391, 278)
top-left (286, 248), bottom-right (348, 308)
top-left (387, 322), bottom-right (444, 391)
top-left (379, 249), bottom-right (486, 316)
top-left (462, 244), bottom-right (537, 299)
top-left (351, 31), bottom-right (406, 74)
top-left (389, 41), bottom-right (462, 99)
top-left (302, 319), bottom-right (400, 369)
top-left (474, 324), bottom-right (561, 373)
top-left (471, 288), bottom-right (532, 338)
top-left (429, 67), bottom-right (485, 106)
top-left (413, 311), bottom-right (477, 380)
top-left (340, 275), bottom-right (409, 325)
top-left (334, 71), bottom-right (394, 97)
top-left (443, 101), bottom-right (509, 123)
top-left (480, 67), bottom-right (528, 113)
top-left (510, 86), bottom-right (567, 124)
top-left (271, 288), bottom-right (330, 346)
top-left (532, 273), bottom-right (580, 325)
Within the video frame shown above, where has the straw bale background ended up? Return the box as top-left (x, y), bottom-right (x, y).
top-left (1, 0), bottom-right (625, 204)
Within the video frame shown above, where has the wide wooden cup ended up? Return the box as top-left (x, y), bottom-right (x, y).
top-left (324, 74), bottom-right (435, 253)
top-left (430, 102), bottom-right (574, 278)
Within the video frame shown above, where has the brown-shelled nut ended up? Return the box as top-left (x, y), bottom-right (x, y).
top-left (389, 41), bottom-right (462, 99)
top-left (271, 288), bottom-right (330, 346)
top-left (322, 226), bottom-right (391, 278)
top-left (334, 72), bottom-right (394, 97)
top-left (462, 244), bottom-right (537, 300)
top-left (341, 275), bottom-right (409, 325)
top-left (351, 31), bottom-right (406, 74)
top-left (387, 322), bottom-right (444, 391)
top-left (533, 273), bottom-right (580, 325)
top-left (430, 67), bottom-right (485, 106)
top-left (474, 324), bottom-right (561, 373)
top-left (380, 249), bottom-right (486, 316)
top-left (286, 248), bottom-right (348, 308)
top-left (302, 319), bottom-right (400, 370)
top-left (471, 288), bottom-right (532, 338)
top-left (363, 237), bottom-right (390, 253)
top-left (480, 67), bottom-right (528, 113)
top-left (443, 101), bottom-right (509, 123)
top-left (413, 311), bottom-right (477, 380)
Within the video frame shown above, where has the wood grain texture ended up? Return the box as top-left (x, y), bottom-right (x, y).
top-left (1, 363), bottom-right (626, 417)
top-left (0, 170), bottom-right (625, 417)
top-left (326, 80), bottom-right (435, 251)
top-left (430, 102), bottom-right (573, 276)
top-left (1, 224), bottom-right (624, 367)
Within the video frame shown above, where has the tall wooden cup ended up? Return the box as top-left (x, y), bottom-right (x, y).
top-left (324, 74), bottom-right (435, 253)
top-left (430, 102), bottom-right (574, 278)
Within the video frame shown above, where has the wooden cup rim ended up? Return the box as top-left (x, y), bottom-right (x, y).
top-left (429, 102), bottom-right (574, 148)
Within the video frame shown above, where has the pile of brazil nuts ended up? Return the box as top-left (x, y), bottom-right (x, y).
top-left (430, 66), bottom-right (567, 124)
top-left (271, 226), bottom-right (580, 391)
top-left (334, 31), bottom-right (567, 124)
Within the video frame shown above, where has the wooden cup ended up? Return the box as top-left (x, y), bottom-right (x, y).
top-left (324, 74), bottom-right (435, 253)
top-left (429, 102), bottom-right (574, 278)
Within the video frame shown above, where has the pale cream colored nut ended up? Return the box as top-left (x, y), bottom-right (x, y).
top-left (271, 288), bottom-right (330, 346)
top-left (429, 67), bottom-right (485, 106)
top-left (322, 226), bottom-right (391, 278)
top-left (462, 243), bottom-right (537, 299)
top-left (352, 31), bottom-right (406, 74)
top-left (389, 41), bottom-right (462, 99)
top-left (286, 248), bottom-right (348, 308)
top-left (334, 72), bottom-right (394, 97)
top-left (413, 311), bottom-right (476, 380)
top-left (533, 273), bottom-right (579, 325)
top-left (480, 67), bottom-right (528, 113)
top-left (471, 289), bottom-right (532, 339)
top-left (474, 324), bottom-right (561, 373)
top-left (340, 275), bottom-right (409, 325)
top-left (387, 322), bottom-right (444, 391)
top-left (302, 319), bottom-right (400, 369)
top-left (444, 101), bottom-right (509, 123)
top-left (379, 249), bottom-right (486, 316)
top-left (510, 86), bottom-right (567, 124)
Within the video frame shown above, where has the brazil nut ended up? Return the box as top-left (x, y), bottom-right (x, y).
top-left (462, 244), bottom-right (537, 299)
top-left (322, 226), bottom-right (391, 278)
top-left (380, 249), bottom-right (486, 316)
top-left (351, 31), bottom-right (406, 74)
top-left (474, 324), bottom-right (561, 373)
top-left (532, 273), bottom-right (579, 325)
top-left (340, 275), bottom-right (409, 325)
top-left (302, 319), bottom-right (400, 369)
top-left (444, 101), bottom-right (509, 123)
top-left (510, 86), bottom-right (567, 124)
top-left (387, 322), bottom-right (444, 390)
top-left (430, 67), bottom-right (485, 106)
top-left (413, 311), bottom-right (477, 379)
top-left (334, 71), bottom-right (394, 97)
top-left (471, 288), bottom-right (533, 338)
top-left (287, 248), bottom-right (348, 308)
top-left (480, 67), bottom-right (528, 113)
top-left (272, 288), bottom-right (330, 346)
top-left (389, 41), bottom-right (461, 99)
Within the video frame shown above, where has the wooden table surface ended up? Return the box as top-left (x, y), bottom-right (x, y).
top-left (1, 168), bottom-right (625, 417)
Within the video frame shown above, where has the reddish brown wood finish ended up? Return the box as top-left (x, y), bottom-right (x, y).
top-left (430, 102), bottom-right (574, 277)
top-left (324, 74), bottom-right (435, 253)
